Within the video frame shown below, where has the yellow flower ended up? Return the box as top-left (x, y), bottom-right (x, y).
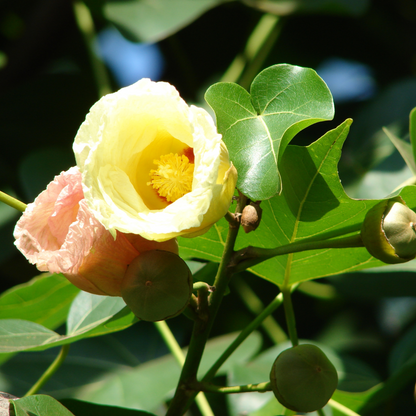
top-left (73, 79), bottom-right (237, 242)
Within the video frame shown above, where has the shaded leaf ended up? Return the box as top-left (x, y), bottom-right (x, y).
top-left (205, 63), bottom-right (334, 200)
top-left (74, 331), bottom-right (261, 412)
top-left (410, 106), bottom-right (416, 165)
top-left (59, 399), bottom-right (156, 416)
top-left (339, 79), bottom-right (416, 187)
top-left (332, 342), bottom-right (416, 414)
top-left (388, 321), bottom-right (416, 374)
top-left (383, 126), bottom-right (416, 175)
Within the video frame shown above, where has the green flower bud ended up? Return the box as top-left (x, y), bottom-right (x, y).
top-left (270, 344), bottom-right (338, 413)
top-left (121, 250), bottom-right (192, 321)
top-left (361, 197), bottom-right (416, 264)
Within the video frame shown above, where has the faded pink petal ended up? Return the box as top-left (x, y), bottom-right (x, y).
top-left (14, 167), bottom-right (178, 296)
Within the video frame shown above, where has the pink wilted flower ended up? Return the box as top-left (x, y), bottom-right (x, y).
top-left (13, 166), bottom-right (178, 296)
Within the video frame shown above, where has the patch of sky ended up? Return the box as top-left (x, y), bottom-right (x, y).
top-left (316, 57), bottom-right (377, 104)
top-left (95, 26), bottom-right (165, 87)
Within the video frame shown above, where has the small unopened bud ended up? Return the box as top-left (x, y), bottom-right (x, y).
top-left (121, 250), bottom-right (192, 321)
top-left (241, 202), bottom-right (262, 233)
top-left (270, 344), bottom-right (338, 413)
top-left (361, 197), bottom-right (416, 264)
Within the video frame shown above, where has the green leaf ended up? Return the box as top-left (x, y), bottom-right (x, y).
top-left (59, 399), bottom-right (156, 416)
top-left (331, 387), bottom-right (382, 415)
top-left (66, 292), bottom-right (129, 336)
top-left (239, 119), bottom-right (376, 285)
top-left (102, 0), bottom-right (223, 43)
top-left (179, 218), bottom-right (229, 262)
top-left (388, 321), bottom-right (416, 374)
top-left (205, 64), bottom-right (334, 200)
top-left (0, 293), bottom-right (137, 352)
top-left (0, 320), bottom-right (58, 353)
top-left (382, 126), bottom-right (416, 175)
top-left (248, 397), bottom-right (285, 416)
top-left (180, 119), bottom-right (416, 284)
top-left (340, 79), bottom-right (416, 188)
top-left (332, 335), bottom-right (416, 414)
top-left (11, 394), bottom-right (75, 416)
top-left (0, 273), bottom-right (79, 328)
top-left (236, 122), bottom-right (416, 285)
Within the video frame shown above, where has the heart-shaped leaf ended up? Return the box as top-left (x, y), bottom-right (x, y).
top-left (205, 63), bottom-right (334, 200)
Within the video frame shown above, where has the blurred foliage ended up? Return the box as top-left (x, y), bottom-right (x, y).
top-left (1, 0), bottom-right (416, 415)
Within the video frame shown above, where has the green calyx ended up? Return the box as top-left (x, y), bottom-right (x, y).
top-left (270, 344), bottom-right (338, 413)
top-left (361, 197), bottom-right (416, 264)
top-left (121, 250), bottom-right (192, 322)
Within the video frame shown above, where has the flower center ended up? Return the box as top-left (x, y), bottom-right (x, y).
top-left (148, 153), bottom-right (194, 203)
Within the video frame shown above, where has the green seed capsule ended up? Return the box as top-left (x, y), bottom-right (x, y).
top-left (270, 344), bottom-right (338, 413)
top-left (121, 250), bottom-right (192, 321)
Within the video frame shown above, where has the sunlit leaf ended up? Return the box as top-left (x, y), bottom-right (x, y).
top-left (11, 394), bottom-right (75, 416)
top-left (66, 292), bottom-right (128, 336)
top-left (0, 320), bottom-right (58, 353)
top-left (0, 273), bottom-right (79, 328)
top-left (0, 293), bottom-right (137, 352)
top-left (102, 0), bottom-right (223, 43)
top-left (180, 119), bottom-right (416, 285)
top-left (205, 64), bottom-right (334, 200)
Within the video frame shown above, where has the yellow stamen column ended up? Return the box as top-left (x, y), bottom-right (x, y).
top-left (148, 153), bottom-right (194, 203)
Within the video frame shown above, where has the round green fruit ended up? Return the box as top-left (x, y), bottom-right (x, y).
top-left (270, 344), bottom-right (338, 413)
top-left (121, 250), bottom-right (192, 322)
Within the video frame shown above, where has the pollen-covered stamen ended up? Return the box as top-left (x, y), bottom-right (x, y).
top-left (148, 153), bottom-right (194, 203)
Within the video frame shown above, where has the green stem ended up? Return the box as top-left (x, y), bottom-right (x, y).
top-left (180, 288), bottom-right (292, 413)
top-left (298, 280), bottom-right (338, 300)
top-left (166, 197), bottom-right (245, 416)
top-left (281, 286), bottom-right (298, 347)
top-left (24, 344), bottom-right (70, 396)
top-left (318, 408), bottom-right (326, 416)
top-left (231, 275), bottom-right (287, 344)
top-left (73, 1), bottom-right (112, 98)
top-left (190, 380), bottom-right (271, 394)
top-left (234, 233), bottom-right (364, 273)
top-left (221, 13), bottom-right (281, 88)
top-left (202, 291), bottom-right (285, 382)
top-left (329, 399), bottom-right (361, 416)
top-left (154, 321), bottom-right (214, 416)
top-left (154, 321), bottom-right (185, 366)
top-left (0, 191), bottom-right (27, 212)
